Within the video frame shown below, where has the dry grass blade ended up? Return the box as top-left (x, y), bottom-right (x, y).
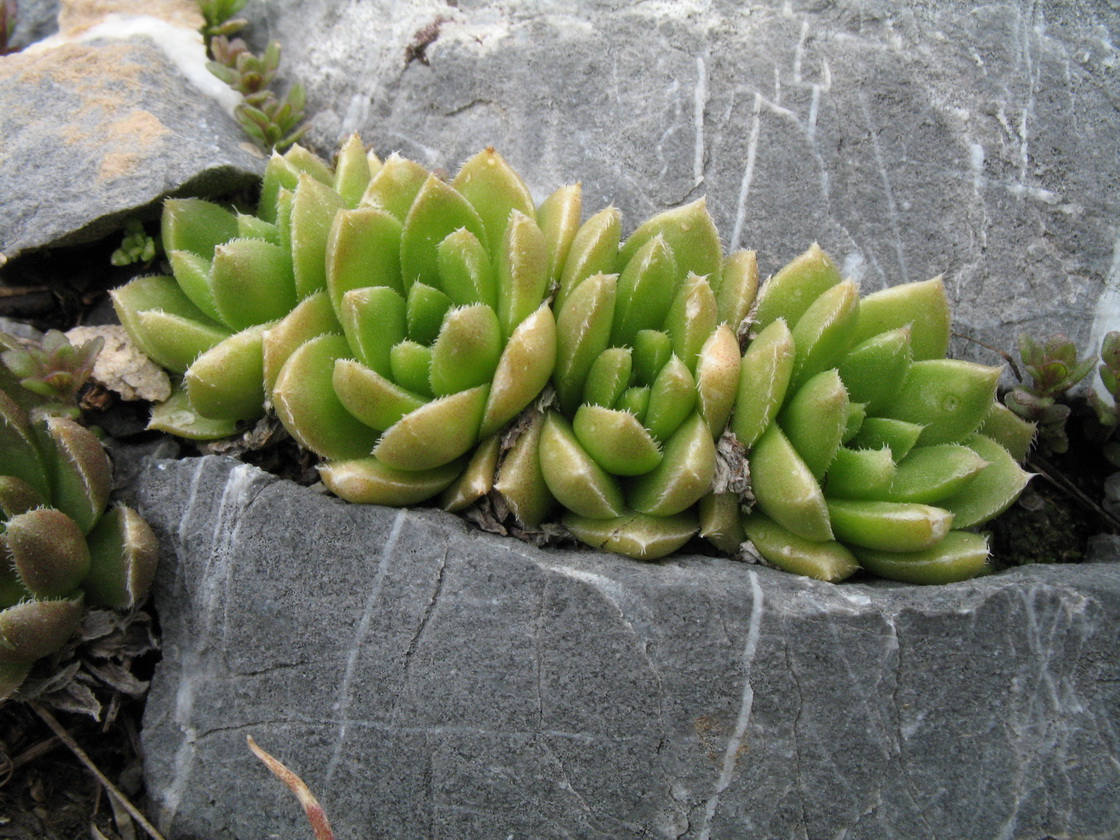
top-left (247, 735), bottom-right (335, 840)
top-left (29, 702), bottom-right (166, 840)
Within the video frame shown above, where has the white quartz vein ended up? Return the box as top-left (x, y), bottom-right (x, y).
top-left (693, 54), bottom-right (709, 187)
top-left (697, 570), bottom-right (764, 840)
top-left (857, 91), bottom-right (909, 286)
top-left (159, 462), bottom-right (267, 832)
top-left (324, 507), bottom-right (405, 783)
top-left (730, 92), bottom-right (762, 252)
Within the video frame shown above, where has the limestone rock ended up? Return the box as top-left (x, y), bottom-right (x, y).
top-left (133, 455), bottom-right (1120, 840)
top-left (0, 1), bottom-right (262, 261)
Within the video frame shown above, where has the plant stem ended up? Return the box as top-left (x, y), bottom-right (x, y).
top-left (29, 702), bottom-right (168, 840)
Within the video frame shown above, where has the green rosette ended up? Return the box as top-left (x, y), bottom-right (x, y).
top-left (722, 245), bottom-right (1033, 583)
top-left (0, 388), bottom-right (158, 699)
top-left (499, 200), bottom-right (757, 558)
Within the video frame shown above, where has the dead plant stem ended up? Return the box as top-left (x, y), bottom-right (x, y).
top-left (29, 702), bottom-right (167, 840)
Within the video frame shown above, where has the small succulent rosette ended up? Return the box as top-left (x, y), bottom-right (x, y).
top-left (266, 146), bottom-right (578, 507)
top-left (111, 136), bottom-right (381, 439)
top-left (0, 388), bottom-right (158, 698)
top-left (492, 200), bottom-right (757, 559)
top-left (718, 245), bottom-right (1035, 584)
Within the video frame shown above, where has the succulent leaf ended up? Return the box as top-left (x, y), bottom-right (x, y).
top-left (373, 386), bottom-right (489, 471)
top-left (562, 510), bottom-right (698, 560)
top-left (442, 435), bottom-right (502, 512)
top-left (84, 505), bottom-right (159, 609)
top-left (149, 388), bottom-right (240, 439)
top-left (572, 405), bottom-right (663, 476)
top-left (698, 491), bottom-right (746, 555)
top-left (617, 198), bottom-right (722, 287)
top-left (779, 369), bottom-right (849, 481)
top-left (851, 277), bottom-right (951, 361)
top-left (742, 511), bottom-right (859, 583)
top-left (360, 154), bottom-right (429, 221)
top-left (319, 457), bottom-right (462, 505)
top-left (161, 198), bottom-right (238, 257)
top-left (36, 416), bottom-right (111, 534)
top-left (0, 597), bottom-right (84, 665)
top-left (273, 334), bottom-right (380, 460)
top-left (263, 292), bottom-right (343, 393)
top-left (788, 279), bottom-right (859, 394)
top-left (539, 411), bottom-right (626, 519)
top-left (555, 207), bottom-right (621, 311)
top-left (400, 175), bottom-right (487, 290)
top-left (851, 531), bottom-right (990, 584)
top-left (291, 175), bottom-right (348, 298)
top-left (752, 243), bottom-right (841, 330)
top-left (480, 306), bottom-right (558, 438)
top-left (326, 207), bottom-right (405, 308)
top-left (554, 273), bottom-right (617, 416)
top-left (938, 434), bottom-right (1032, 529)
top-left (429, 305), bottom-right (503, 396)
top-left (824, 446), bottom-right (897, 500)
top-left (437, 229), bottom-right (496, 309)
top-left (610, 235), bottom-right (679, 347)
top-left (825, 499), bottom-right (953, 553)
top-left (837, 326), bottom-right (913, 415)
top-left (750, 424), bottom-right (832, 542)
top-left (452, 147), bottom-right (536, 253)
top-left (977, 401), bottom-right (1036, 462)
top-left (332, 359), bottom-right (427, 432)
top-left (881, 359), bottom-right (1001, 446)
top-left (882, 444), bottom-right (988, 504)
top-left (537, 184), bottom-right (582, 286)
top-left (185, 323), bottom-right (270, 421)
top-left (694, 325), bottom-right (742, 438)
top-left (628, 411), bottom-right (716, 516)
top-left (6, 509), bottom-right (90, 598)
top-left (493, 410), bottom-right (556, 529)
top-left (495, 211), bottom-right (550, 340)
top-left (731, 318), bottom-right (795, 449)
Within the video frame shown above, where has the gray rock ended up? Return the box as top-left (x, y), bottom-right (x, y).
top-left (246, 0), bottom-right (1120, 366)
top-left (7, 0), bottom-right (60, 51)
top-left (133, 455), bottom-right (1120, 840)
top-left (0, 2), bottom-right (263, 262)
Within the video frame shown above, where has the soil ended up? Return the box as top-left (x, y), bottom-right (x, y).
top-left (0, 700), bottom-right (148, 839)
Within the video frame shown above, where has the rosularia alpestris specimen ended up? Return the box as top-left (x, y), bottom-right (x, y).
top-left (489, 199), bottom-right (757, 558)
top-left (110, 134), bottom-right (1034, 581)
top-left (709, 245), bottom-right (1035, 584)
top-left (0, 384), bottom-right (158, 698)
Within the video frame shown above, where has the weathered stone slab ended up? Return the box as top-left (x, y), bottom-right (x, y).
top-left (249, 0), bottom-right (1120, 365)
top-left (133, 455), bottom-right (1120, 840)
top-left (0, 1), bottom-right (262, 262)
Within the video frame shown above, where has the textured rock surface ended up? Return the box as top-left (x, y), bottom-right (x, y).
top-left (0, 1), bottom-right (262, 261)
top-left (246, 0), bottom-right (1120, 365)
top-left (133, 456), bottom-right (1120, 840)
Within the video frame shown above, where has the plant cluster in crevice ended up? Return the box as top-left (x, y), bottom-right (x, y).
top-left (983, 329), bottom-right (1120, 565)
top-left (0, 330), bottom-right (159, 710)
top-left (198, 0), bottom-right (309, 151)
top-left (109, 134), bottom-right (1038, 585)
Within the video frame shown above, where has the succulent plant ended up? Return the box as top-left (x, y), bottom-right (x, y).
top-left (1004, 332), bottom-right (1096, 457)
top-left (707, 245), bottom-right (1034, 583)
top-left (110, 218), bottom-right (161, 268)
top-left (198, 0), bottom-right (249, 42)
top-left (0, 384), bottom-right (158, 699)
top-left (111, 137), bottom-right (377, 439)
top-left (479, 200), bottom-right (756, 558)
top-left (111, 134), bottom-right (1036, 581)
top-left (279, 145), bottom-right (570, 509)
top-left (1, 329), bottom-right (103, 420)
